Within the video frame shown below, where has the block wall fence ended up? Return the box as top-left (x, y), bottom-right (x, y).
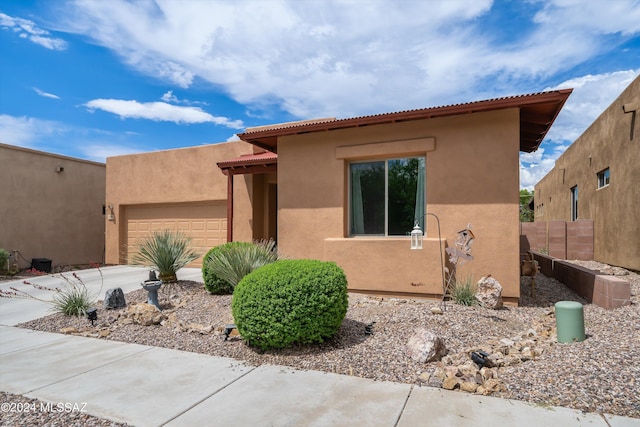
top-left (520, 219), bottom-right (594, 261)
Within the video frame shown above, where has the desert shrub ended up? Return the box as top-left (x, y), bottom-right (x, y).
top-left (202, 242), bottom-right (252, 294)
top-left (132, 230), bottom-right (199, 283)
top-left (450, 275), bottom-right (477, 306)
top-left (232, 259), bottom-right (348, 350)
top-left (202, 240), bottom-right (278, 294)
top-left (0, 248), bottom-right (9, 272)
top-left (1, 268), bottom-right (103, 316)
top-left (52, 281), bottom-right (93, 316)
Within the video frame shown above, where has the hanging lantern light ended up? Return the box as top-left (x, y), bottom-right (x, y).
top-left (411, 223), bottom-right (423, 250)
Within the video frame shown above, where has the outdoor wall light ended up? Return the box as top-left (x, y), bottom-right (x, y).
top-left (87, 307), bottom-right (98, 325)
top-left (409, 212), bottom-right (448, 311)
top-left (107, 204), bottom-right (116, 222)
top-left (55, 166), bottom-right (64, 173)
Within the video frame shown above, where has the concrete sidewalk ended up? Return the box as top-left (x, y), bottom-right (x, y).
top-left (1, 267), bottom-right (638, 426)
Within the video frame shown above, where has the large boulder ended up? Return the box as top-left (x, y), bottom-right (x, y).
top-left (475, 276), bottom-right (503, 309)
top-left (126, 303), bottom-right (166, 326)
top-left (406, 328), bottom-right (447, 363)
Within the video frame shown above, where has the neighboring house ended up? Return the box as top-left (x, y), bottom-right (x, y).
top-left (534, 76), bottom-right (639, 271)
top-left (0, 143), bottom-right (106, 269)
top-left (106, 90), bottom-right (571, 305)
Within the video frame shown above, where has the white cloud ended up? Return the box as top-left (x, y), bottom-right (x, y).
top-left (519, 148), bottom-right (562, 190)
top-left (78, 144), bottom-right (142, 162)
top-left (55, 0), bottom-right (640, 118)
top-left (0, 114), bottom-right (148, 162)
top-left (84, 99), bottom-right (243, 128)
top-left (521, 69), bottom-right (640, 190)
top-left (543, 70), bottom-right (640, 143)
top-left (160, 91), bottom-right (178, 103)
top-left (0, 114), bottom-right (65, 148)
top-left (33, 87), bottom-right (60, 99)
top-left (0, 12), bottom-right (67, 50)
top-left (160, 90), bottom-right (207, 106)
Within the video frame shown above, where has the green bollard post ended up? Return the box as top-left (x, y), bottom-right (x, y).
top-left (555, 301), bottom-right (585, 343)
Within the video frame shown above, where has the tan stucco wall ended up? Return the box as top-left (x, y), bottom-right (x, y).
top-left (276, 109), bottom-right (521, 303)
top-left (535, 76), bottom-right (640, 271)
top-left (0, 144), bottom-right (106, 268)
top-left (105, 141), bottom-right (254, 265)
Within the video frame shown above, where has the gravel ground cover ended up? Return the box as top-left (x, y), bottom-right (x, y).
top-left (4, 260), bottom-right (640, 424)
top-left (0, 391), bottom-right (131, 427)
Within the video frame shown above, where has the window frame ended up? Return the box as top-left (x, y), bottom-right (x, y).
top-left (570, 185), bottom-right (578, 221)
top-left (348, 156), bottom-right (426, 237)
top-left (597, 168), bottom-right (610, 189)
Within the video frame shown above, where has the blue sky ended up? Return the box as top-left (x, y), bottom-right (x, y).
top-left (1, 0), bottom-right (639, 189)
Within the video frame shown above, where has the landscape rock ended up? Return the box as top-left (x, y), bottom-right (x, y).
top-left (442, 376), bottom-right (459, 390)
top-left (59, 327), bottom-right (78, 334)
top-left (126, 303), bottom-right (166, 326)
top-left (103, 288), bottom-right (126, 309)
top-left (186, 323), bottom-right (213, 334)
top-left (406, 329), bottom-right (447, 363)
top-left (460, 381), bottom-right (479, 393)
top-left (475, 276), bottom-right (503, 309)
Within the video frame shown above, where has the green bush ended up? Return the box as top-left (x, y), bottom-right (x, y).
top-left (131, 230), bottom-right (199, 282)
top-left (450, 275), bottom-right (477, 306)
top-left (202, 240), bottom-right (278, 294)
top-left (0, 248), bottom-right (9, 272)
top-left (232, 259), bottom-right (348, 350)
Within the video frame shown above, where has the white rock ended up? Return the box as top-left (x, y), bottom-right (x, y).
top-left (475, 276), bottom-right (503, 309)
top-left (406, 328), bottom-right (447, 363)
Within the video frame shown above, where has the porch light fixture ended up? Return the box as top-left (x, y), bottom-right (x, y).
top-left (409, 212), bottom-right (448, 311)
top-left (410, 224), bottom-right (423, 250)
top-left (107, 204), bottom-right (116, 222)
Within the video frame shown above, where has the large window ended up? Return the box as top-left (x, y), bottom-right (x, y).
top-left (350, 157), bottom-right (425, 236)
top-left (570, 185), bottom-right (578, 221)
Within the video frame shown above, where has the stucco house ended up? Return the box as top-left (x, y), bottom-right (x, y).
top-left (0, 143), bottom-right (106, 270)
top-left (534, 76), bottom-right (639, 271)
top-left (106, 90), bottom-right (571, 305)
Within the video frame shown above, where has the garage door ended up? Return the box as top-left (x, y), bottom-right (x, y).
top-left (126, 203), bottom-right (227, 267)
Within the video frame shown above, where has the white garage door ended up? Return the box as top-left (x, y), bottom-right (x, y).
top-left (126, 203), bottom-right (227, 267)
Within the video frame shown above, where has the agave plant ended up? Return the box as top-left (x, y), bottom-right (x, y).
top-left (132, 230), bottom-right (199, 282)
top-left (205, 239), bottom-right (278, 289)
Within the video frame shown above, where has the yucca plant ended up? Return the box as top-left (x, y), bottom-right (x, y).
top-left (450, 275), bottom-right (477, 306)
top-left (132, 230), bottom-right (199, 283)
top-left (0, 267), bottom-right (103, 317)
top-left (204, 240), bottom-right (278, 289)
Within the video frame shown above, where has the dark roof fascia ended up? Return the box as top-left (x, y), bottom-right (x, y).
top-left (237, 89), bottom-right (573, 153)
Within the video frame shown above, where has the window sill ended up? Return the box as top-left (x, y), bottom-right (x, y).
top-left (327, 236), bottom-right (444, 242)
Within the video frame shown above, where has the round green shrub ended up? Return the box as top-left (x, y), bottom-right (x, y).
top-left (232, 259), bottom-right (348, 350)
top-left (202, 242), bottom-right (252, 294)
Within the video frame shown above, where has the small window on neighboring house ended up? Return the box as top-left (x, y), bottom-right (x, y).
top-left (597, 168), bottom-right (610, 188)
top-left (350, 157), bottom-right (425, 236)
top-left (570, 185), bottom-right (578, 221)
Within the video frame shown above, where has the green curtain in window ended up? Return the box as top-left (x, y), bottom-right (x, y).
top-left (413, 157), bottom-right (425, 232)
top-left (351, 168), bottom-right (365, 234)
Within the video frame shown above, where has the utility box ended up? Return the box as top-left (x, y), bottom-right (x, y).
top-left (31, 258), bottom-right (52, 273)
top-left (555, 301), bottom-right (586, 343)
